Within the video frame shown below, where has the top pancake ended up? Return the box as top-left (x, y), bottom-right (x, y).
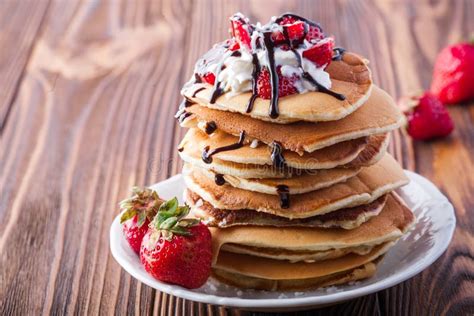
top-left (182, 52), bottom-right (372, 124)
top-left (182, 86), bottom-right (403, 153)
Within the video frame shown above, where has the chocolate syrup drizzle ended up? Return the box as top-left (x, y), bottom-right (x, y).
top-left (175, 98), bottom-right (195, 123)
top-left (202, 131), bottom-right (246, 164)
top-left (246, 53), bottom-right (261, 113)
top-left (270, 141), bottom-right (286, 169)
top-left (209, 81), bottom-right (223, 104)
top-left (276, 185), bottom-right (290, 209)
top-left (289, 49), bottom-right (346, 101)
top-left (204, 121), bottom-right (217, 134)
top-left (332, 47), bottom-right (346, 61)
top-left (231, 51), bottom-right (242, 57)
top-left (192, 87), bottom-right (206, 97)
top-left (262, 32), bottom-right (281, 119)
top-left (214, 174), bottom-right (226, 186)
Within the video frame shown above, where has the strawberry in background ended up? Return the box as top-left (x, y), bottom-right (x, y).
top-left (119, 187), bottom-right (164, 253)
top-left (430, 40), bottom-right (474, 104)
top-left (404, 92), bottom-right (454, 141)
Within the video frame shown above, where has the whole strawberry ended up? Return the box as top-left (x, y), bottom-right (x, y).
top-left (406, 92), bottom-right (454, 140)
top-left (140, 197), bottom-right (212, 289)
top-left (119, 187), bottom-right (164, 253)
top-left (431, 41), bottom-right (474, 104)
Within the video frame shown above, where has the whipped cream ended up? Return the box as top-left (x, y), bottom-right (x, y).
top-left (183, 13), bottom-right (340, 106)
top-left (216, 42), bottom-right (332, 97)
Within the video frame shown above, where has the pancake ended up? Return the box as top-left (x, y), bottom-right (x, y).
top-left (181, 85), bottom-right (403, 154)
top-left (212, 261), bottom-right (377, 291)
top-left (182, 52), bottom-right (372, 124)
top-left (184, 163), bottom-right (361, 195)
top-left (184, 154), bottom-right (409, 218)
top-left (208, 193), bottom-right (414, 263)
top-left (179, 127), bottom-right (389, 170)
top-left (212, 242), bottom-right (392, 291)
top-left (186, 189), bottom-right (387, 229)
top-left (222, 243), bottom-right (374, 263)
top-left (179, 133), bottom-right (389, 179)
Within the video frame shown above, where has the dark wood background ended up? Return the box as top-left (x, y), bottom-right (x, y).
top-left (1, 0), bottom-right (473, 315)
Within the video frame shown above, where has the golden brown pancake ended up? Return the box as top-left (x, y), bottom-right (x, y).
top-left (181, 85), bottom-right (402, 153)
top-left (208, 193), bottom-right (415, 263)
top-left (222, 243), bottom-right (374, 263)
top-left (213, 242), bottom-right (392, 290)
top-left (186, 189), bottom-right (387, 229)
top-left (184, 154), bottom-right (409, 218)
top-left (182, 52), bottom-right (372, 124)
top-left (212, 261), bottom-right (377, 291)
top-left (179, 132), bottom-right (389, 179)
top-left (184, 163), bottom-right (361, 195)
top-left (179, 127), bottom-right (389, 170)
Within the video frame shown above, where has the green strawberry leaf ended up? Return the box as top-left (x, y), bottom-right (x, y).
top-left (120, 209), bottom-right (137, 223)
top-left (137, 211), bottom-right (147, 227)
top-left (178, 218), bottom-right (200, 227)
top-left (159, 197), bottom-right (178, 214)
top-left (160, 216), bottom-right (178, 230)
top-left (169, 226), bottom-right (192, 236)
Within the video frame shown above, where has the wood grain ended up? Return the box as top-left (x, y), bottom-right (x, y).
top-left (1, 0), bottom-right (473, 315)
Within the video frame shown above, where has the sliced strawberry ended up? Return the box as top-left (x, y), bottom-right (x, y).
top-left (230, 15), bottom-right (252, 49)
top-left (303, 37), bottom-right (334, 67)
top-left (306, 24), bottom-right (325, 42)
top-left (406, 92), bottom-right (454, 140)
top-left (272, 18), bottom-right (306, 46)
top-left (257, 66), bottom-right (299, 99)
top-left (201, 72), bottom-right (215, 85)
top-left (228, 40), bottom-right (240, 51)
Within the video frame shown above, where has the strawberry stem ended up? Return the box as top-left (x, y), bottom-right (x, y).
top-left (119, 187), bottom-right (164, 226)
top-left (150, 197), bottom-right (200, 238)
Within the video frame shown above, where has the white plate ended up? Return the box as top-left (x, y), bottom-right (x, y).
top-left (110, 171), bottom-right (455, 310)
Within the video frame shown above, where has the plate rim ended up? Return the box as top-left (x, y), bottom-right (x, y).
top-left (109, 171), bottom-right (456, 309)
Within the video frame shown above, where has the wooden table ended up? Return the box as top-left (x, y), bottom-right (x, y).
top-left (1, 0), bottom-right (473, 315)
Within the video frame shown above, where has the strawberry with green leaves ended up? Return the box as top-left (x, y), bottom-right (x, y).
top-left (119, 187), bottom-right (164, 253)
top-left (140, 197), bottom-right (212, 289)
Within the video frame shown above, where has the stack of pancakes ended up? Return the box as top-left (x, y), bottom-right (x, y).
top-left (176, 52), bottom-right (415, 291)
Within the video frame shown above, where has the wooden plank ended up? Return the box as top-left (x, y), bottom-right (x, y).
top-left (0, 0), bottom-right (193, 314)
top-left (0, 0), bottom-right (50, 129)
top-left (0, 0), bottom-right (472, 315)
